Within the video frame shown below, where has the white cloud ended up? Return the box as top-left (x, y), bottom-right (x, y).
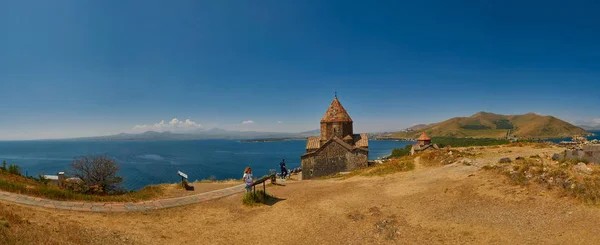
top-left (576, 118), bottom-right (600, 126)
top-left (242, 120), bottom-right (254, 124)
top-left (132, 118), bottom-right (202, 132)
top-left (277, 121), bottom-right (282, 124)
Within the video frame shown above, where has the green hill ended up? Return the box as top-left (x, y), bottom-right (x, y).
top-left (392, 112), bottom-right (587, 139)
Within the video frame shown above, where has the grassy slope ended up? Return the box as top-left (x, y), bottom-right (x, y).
top-left (0, 172), bottom-right (164, 202)
top-left (392, 112), bottom-right (587, 139)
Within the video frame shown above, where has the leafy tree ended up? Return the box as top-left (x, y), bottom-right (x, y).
top-left (70, 155), bottom-right (123, 193)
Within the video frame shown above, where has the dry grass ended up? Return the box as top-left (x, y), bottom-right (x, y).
top-left (242, 190), bottom-right (276, 206)
top-left (4, 145), bottom-right (600, 244)
top-left (194, 178), bottom-right (241, 184)
top-left (0, 172), bottom-right (164, 202)
top-left (483, 157), bottom-right (600, 204)
top-left (0, 203), bottom-right (137, 245)
top-left (419, 150), bottom-right (461, 167)
top-left (318, 156), bottom-right (416, 180)
top-left (506, 142), bottom-right (556, 149)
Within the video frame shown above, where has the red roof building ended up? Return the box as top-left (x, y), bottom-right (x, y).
top-left (302, 95), bottom-right (369, 179)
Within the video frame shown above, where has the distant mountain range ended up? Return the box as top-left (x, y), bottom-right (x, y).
top-left (578, 125), bottom-right (600, 131)
top-left (63, 128), bottom-right (321, 141)
top-left (391, 112), bottom-right (588, 139)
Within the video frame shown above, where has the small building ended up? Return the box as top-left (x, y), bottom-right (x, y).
top-left (42, 172), bottom-right (65, 185)
top-left (411, 132), bottom-right (439, 155)
top-left (301, 95), bottom-right (369, 179)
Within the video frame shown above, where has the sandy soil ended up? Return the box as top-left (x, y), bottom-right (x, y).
top-left (3, 145), bottom-right (600, 245)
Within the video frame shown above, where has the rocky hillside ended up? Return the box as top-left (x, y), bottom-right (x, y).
top-left (392, 112), bottom-right (587, 139)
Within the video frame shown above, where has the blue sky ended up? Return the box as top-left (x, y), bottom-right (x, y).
top-left (1, 0), bottom-right (599, 140)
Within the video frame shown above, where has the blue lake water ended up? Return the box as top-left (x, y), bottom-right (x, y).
top-left (0, 139), bottom-right (412, 190)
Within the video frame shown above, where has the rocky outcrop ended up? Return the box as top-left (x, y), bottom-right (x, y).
top-left (573, 162), bottom-right (593, 175)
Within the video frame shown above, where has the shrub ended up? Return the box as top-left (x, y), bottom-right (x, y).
top-left (70, 155), bottom-right (123, 194)
top-left (242, 190), bottom-right (275, 206)
top-left (37, 174), bottom-right (51, 185)
top-left (483, 158), bottom-right (600, 204)
top-left (433, 137), bottom-right (509, 148)
top-left (362, 159), bottom-right (414, 176)
top-left (1, 160), bottom-right (6, 171)
top-left (7, 164), bottom-right (21, 176)
top-left (390, 145), bottom-right (412, 158)
top-left (0, 179), bottom-right (27, 193)
top-left (420, 150), bottom-right (459, 166)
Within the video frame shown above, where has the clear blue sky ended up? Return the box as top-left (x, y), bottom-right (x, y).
top-left (1, 0), bottom-right (599, 140)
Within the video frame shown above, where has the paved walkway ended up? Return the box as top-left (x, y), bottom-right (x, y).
top-left (0, 184), bottom-right (246, 212)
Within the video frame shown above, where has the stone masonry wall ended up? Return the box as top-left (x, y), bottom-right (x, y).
top-left (565, 145), bottom-right (600, 164)
top-left (301, 141), bottom-right (368, 179)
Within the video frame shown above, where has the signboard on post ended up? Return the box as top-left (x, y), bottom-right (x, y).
top-left (177, 171), bottom-right (188, 179)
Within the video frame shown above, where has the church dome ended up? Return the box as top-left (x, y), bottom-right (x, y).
top-left (321, 96), bottom-right (353, 123)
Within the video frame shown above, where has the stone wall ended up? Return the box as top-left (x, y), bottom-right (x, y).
top-left (320, 122), bottom-right (354, 141)
top-left (565, 144), bottom-right (600, 164)
top-left (301, 141), bottom-right (368, 179)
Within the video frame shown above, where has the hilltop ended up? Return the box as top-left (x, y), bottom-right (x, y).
top-left (391, 112), bottom-right (587, 139)
top-left (5, 144), bottom-right (600, 244)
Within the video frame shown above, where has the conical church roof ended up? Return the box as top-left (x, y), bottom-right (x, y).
top-left (321, 96), bottom-right (353, 123)
top-left (418, 132), bottom-right (431, 141)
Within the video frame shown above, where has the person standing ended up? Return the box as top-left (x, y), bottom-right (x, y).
top-left (279, 158), bottom-right (288, 179)
top-left (243, 167), bottom-right (253, 192)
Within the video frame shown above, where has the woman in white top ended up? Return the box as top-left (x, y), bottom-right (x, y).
top-left (243, 167), bottom-right (253, 193)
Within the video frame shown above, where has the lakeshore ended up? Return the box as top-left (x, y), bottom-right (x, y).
top-left (0, 139), bottom-right (412, 190)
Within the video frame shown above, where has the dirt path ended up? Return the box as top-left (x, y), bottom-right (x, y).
top-left (0, 184), bottom-right (246, 212)
top-left (3, 145), bottom-right (599, 244)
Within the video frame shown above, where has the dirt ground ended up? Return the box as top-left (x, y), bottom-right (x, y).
top-left (159, 180), bottom-right (241, 199)
top-left (3, 145), bottom-right (600, 245)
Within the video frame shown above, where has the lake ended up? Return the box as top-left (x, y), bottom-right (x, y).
top-left (0, 139), bottom-right (412, 190)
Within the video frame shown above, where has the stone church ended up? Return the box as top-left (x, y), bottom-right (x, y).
top-left (301, 95), bottom-right (369, 179)
top-left (410, 132), bottom-right (440, 155)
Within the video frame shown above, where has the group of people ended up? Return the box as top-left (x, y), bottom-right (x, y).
top-left (242, 158), bottom-right (302, 193)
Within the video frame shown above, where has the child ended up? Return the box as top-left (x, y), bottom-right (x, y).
top-left (243, 167), bottom-right (253, 192)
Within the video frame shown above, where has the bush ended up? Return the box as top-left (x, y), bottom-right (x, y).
top-left (362, 159), bottom-right (414, 176)
top-left (70, 155), bottom-right (123, 194)
top-left (37, 174), bottom-right (51, 185)
top-left (390, 145), bottom-right (412, 158)
top-left (433, 137), bottom-right (509, 148)
top-left (484, 158), bottom-right (600, 204)
top-left (7, 164), bottom-right (21, 176)
top-left (242, 190), bottom-right (275, 206)
top-left (0, 179), bottom-right (27, 193)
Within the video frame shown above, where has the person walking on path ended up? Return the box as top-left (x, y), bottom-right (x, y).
top-left (279, 159), bottom-right (288, 179)
top-left (243, 167), bottom-right (253, 193)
